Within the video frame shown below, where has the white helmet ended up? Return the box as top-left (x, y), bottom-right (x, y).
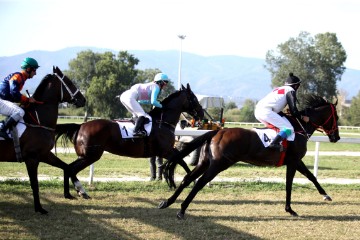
top-left (154, 73), bottom-right (170, 83)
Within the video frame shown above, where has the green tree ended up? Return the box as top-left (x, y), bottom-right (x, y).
top-left (65, 50), bottom-right (101, 120)
top-left (345, 91), bottom-right (360, 126)
top-left (238, 99), bottom-right (256, 122)
top-left (86, 51), bottom-right (139, 118)
top-left (225, 101), bottom-right (237, 110)
top-left (265, 31), bottom-right (347, 106)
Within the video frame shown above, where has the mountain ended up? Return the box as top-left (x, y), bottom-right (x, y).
top-left (1, 47), bottom-right (359, 107)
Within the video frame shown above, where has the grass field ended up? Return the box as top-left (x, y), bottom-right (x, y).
top-left (0, 181), bottom-right (359, 240)
top-left (0, 118), bottom-right (360, 239)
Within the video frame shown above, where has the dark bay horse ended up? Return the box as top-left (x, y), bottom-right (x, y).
top-left (0, 66), bottom-right (86, 214)
top-left (55, 84), bottom-right (204, 198)
top-left (159, 94), bottom-right (340, 219)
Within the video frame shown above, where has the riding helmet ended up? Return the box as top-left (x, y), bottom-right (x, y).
top-left (285, 72), bottom-right (301, 85)
top-left (21, 57), bottom-right (40, 70)
top-left (154, 73), bottom-right (170, 83)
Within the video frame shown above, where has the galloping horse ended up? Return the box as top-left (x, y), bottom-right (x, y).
top-left (55, 84), bottom-right (204, 198)
top-left (0, 66), bottom-right (86, 214)
top-left (159, 94), bottom-right (340, 219)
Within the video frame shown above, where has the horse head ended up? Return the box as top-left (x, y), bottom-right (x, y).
top-left (304, 95), bottom-right (340, 143)
top-left (181, 83), bottom-right (204, 121)
top-left (52, 66), bottom-right (86, 108)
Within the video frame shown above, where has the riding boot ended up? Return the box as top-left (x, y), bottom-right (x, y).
top-left (0, 117), bottom-right (17, 140)
top-left (133, 116), bottom-right (147, 137)
top-left (268, 134), bottom-right (285, 151)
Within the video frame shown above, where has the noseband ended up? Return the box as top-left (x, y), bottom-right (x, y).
top-left (310, 104), bottom-right (338, 135)
top-left (54, 73), bottom-right (80, 103)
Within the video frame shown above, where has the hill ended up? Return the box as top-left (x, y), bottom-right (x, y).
top-left (1, 47), bottom-right (359, 106)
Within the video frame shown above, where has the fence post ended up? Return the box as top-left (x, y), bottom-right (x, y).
top-left (313, 141), bottom-right (320, 177)
top-left (89, 164), bottom-right (94, 185)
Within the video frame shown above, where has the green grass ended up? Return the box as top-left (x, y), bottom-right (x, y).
top-left (0, 180), bottom-right (359, 240)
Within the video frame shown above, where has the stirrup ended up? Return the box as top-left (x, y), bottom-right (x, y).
top-left (0, 131), bottom-right (10, 140)
top-left (133, 130), bottom-right (147, 137)
top-left (268, 143), bottom-right (284, 152)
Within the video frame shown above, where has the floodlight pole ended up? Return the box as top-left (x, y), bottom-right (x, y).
top-left (177, 35), bottom-right (186, 89)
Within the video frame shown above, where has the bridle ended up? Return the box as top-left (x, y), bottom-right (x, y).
top-left (54, 73), bottom-right (81, 104)
top-left (310, 104), bottom-right (338, 135)
top-left (185, 90), bottom-right (202, 120)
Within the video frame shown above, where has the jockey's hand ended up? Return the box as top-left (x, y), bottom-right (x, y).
top-left (29, 97), bottom-right (44, 104)
top-left (301, 115), bottom-right (310, 123)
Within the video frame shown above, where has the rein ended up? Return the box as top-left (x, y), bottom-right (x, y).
top-left (54, 73), bottom-right (80, 102)
top-left (310, 104), bottom-right (338, 135)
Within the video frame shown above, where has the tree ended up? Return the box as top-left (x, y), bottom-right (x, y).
top-left (238, 99), bottom-right (256, 122)
top-left (345, 91), bottom-right (360, 126)
top-left (65, 50), bottom-right (101, 120)
top-left (86, 51), bottom-right (139, 119)
top-left (265, 31), bottom-right (347, 106)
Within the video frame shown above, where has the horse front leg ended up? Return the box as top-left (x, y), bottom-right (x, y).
top-left (285, 163), bottom-right (298, 216)
top-left (296, 160), bottom-right (332, 201)
top-left (44, 152), bottom-right (75, 199)
top-left (25, 158), bottom-right (48, 214)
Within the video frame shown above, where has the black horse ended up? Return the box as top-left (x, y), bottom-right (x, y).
top-left (160, 94), bottom-right (340, 219)
top-left (55, 84), bottom-right (204, 198)
top-left (0, 67), bottom-right (86, 214)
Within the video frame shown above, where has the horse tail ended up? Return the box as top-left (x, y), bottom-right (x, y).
top-left (177, 130), bottom-right (219, 159)
top-left (55, 123), bottom-right (81, 148)
top-left (165, 130), bottom-right (219, 188)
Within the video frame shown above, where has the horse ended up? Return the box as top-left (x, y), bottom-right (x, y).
top-left (0, 66), bottom-right (86, 214)
top-left (159, 94), bottom-right (340, 219)
top-left (54, 83), bottom-right (204, 198)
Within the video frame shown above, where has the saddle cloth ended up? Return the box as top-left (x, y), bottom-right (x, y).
top-left (0, 119), bottom-right (26, 140)
top-left (253, 127), bottom-right (294, 147)
top-left (116, 117), bottom-right (152, 138)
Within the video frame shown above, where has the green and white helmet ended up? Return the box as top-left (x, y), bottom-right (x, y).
top-left (21, 57), bottom-right (40, 69)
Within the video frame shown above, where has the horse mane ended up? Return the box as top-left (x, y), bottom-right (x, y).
top-left (32, 74), bottom-right (53, 99)
top-left (149, 90), bottom-right (183, 115)
top-left (303, 94), bottom-right (329, 109)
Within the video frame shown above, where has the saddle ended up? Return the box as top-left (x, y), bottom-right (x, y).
top-left (114, 117), bottom-right (152, 138)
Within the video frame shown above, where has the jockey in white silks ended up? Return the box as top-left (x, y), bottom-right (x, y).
top-left (254, 72), bottom-right (309, 150)
top-left (0, 57), bottom-right (40, 139)
top-left (120, 73), bottom-right (169, 137)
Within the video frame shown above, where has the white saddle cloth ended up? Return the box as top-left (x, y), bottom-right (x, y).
top-left (0, 119), bottom-right (26, 140)
top-left (116, 117), bottom-right (152, 138)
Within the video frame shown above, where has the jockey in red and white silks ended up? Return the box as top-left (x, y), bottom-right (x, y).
top-left (254, 73), bottom-right (309, 150)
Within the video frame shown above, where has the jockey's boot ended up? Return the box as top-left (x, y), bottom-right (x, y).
top-left (0, 117), bottom-right (17, 140)
top-left (133, 116), bottom-right (147, 137)
top-left (268, 134), bottom-right (285, 151)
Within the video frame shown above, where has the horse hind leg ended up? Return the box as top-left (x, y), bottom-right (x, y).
top-left (159, 158), bottom-right (210, 210)
top-left (68, 155), bottom-right (99, 199)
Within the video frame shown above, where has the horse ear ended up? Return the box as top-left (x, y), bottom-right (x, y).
top-left (181, 84), bottom-right (185, 90)
top-left (187, 83), bottom-right (191, 91)
top-left (53, 66), bottom-right (56, 73)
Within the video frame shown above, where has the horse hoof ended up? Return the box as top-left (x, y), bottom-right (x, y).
top-left (158, 201), bottom-right (168, 209)
top-left (323, 195), bottom-right (332, 201)
top-left (36, 208), bottom-right (48, 215)
top-left (65, 193), bottom-right (76, 200)
top-left (176, 211), bottom-right (185, 220)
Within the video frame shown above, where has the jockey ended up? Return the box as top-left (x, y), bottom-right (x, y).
top-left (120, 72), bottom-right (169, 137)
top-left (0, 57), bottom-right (39, 139)
top-left (254, 72), bottom-right (309, 150)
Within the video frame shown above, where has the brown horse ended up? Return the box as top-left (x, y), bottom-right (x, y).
top-left (0, 66), bottom-right (86, 214)
top-left (55, 84), bottom-right (204, 198)
top-left (159, 94), bottom-right (340, 219)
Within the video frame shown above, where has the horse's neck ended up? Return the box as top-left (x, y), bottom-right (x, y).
top-left (151, 109), bottom-right (182, 127)
top-left (25, 104), bottom-right (59, 128)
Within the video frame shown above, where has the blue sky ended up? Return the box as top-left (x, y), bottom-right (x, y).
top-left (0, 0), bottom-right (359, 69)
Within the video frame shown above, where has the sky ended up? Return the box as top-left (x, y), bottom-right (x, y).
top-left (0, 0), bottom-right (359, 70)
